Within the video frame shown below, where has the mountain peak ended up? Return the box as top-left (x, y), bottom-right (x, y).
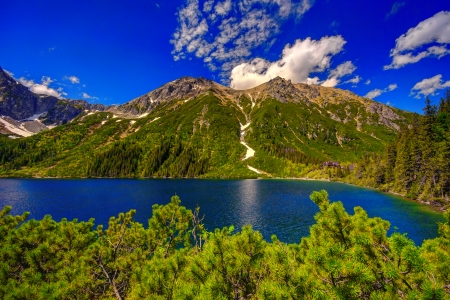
top-left (171, 76), bottom-right (214, 86)
top-left (118, 76), bottom-right (220, 115)
top-left (248, 76), bottom-right (307, 104)
top-left (270, 76), bottom-right (291, 83)
top-left (0, 66), bottom-right (16, 86)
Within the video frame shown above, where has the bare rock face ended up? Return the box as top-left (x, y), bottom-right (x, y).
top-left (0, 67), bottom-right (59, 120)
top-left (367, 102), bottom-right (401, 130)
top-left (39, 100), bottom-right (108, 125)
top-left (0, 66), bottom-right (110, 130)
top-left (293, 83), bottom-right (321, 100)
top-left (0, 116), bottom-right (47, 137)
top-left (258, 77), bottom-right (310, 104)
top-left (119, 77), bottom-right (219, 115)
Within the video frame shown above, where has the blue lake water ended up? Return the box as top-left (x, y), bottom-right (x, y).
top-left (0, 179), bottom-right (445, 245)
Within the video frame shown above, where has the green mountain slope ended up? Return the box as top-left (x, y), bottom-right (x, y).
top-left (0, 77), bottom-right (414, 178)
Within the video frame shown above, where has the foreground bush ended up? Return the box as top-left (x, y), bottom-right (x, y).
top-left (0, 191), bottom-right (449, 299)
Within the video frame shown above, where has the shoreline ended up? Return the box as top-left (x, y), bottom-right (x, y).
top-left (0, 174), bottom-right (447, 212)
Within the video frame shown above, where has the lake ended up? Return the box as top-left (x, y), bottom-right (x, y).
top-left (0, 179), bottom-right (444, 245)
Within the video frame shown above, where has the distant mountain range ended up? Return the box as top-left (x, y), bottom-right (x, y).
top-left (0, 66), bottom-right (414, 178)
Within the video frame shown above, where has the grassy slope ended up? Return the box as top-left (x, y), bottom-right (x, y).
top-left (0, 93), bottom-right (411, 179)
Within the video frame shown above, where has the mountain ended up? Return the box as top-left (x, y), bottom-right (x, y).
top-left (0, 66), bottom-right (108, 137)
top-left (0, 70), bottom-right (414, 179)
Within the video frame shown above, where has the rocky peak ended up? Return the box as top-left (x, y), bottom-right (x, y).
top-left (0, 66), bottom-right (25, 93)
top-left (0, 66), bottom-right (60, 120)
top-left (258, 76), bottom-right (309, 104)
top-left (118, 76), bottom-right (219, 115)
top-left (0, 66), bottom-right (109, 130)
top-left (149, 76), bottom-right (215, 101)
top-left (0, 66), bottom-right (14, 84)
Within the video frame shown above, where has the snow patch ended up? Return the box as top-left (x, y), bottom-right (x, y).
top-left (248, 94), bottom-right (255, 109)
top-left (150, 117), bottom-right (160, 123)
top-left (247, 165), bottom-right (261, 174)
top-left (240, 141), bottom-right (255, 160)
top-left (0, 118), bottom-right (33, 137)
top-left (130, 120), bottom-right (136, 125)
top-left (236, 102), bottom-right (245, 113)
top-left (101, 120), bottom-right (107, 125)
top-left (240, 122), bottom-right (250, 131)
top-left (112, 115), bottom-right (119, 118)
top-left (23, 113), bottom-right (45, 121)
top-left (138, 113), bottom-right (149, 119)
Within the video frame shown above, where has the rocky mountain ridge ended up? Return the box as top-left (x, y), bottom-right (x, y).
top-left (1, 65), bottom-right (408, 138)
top-left (0, 67), bottom-right (109, 136)
top-left (0, 68), bottom-right (416, 179)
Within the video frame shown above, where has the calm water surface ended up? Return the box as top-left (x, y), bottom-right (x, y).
top-left (0, 179), bottom-right (444, 245)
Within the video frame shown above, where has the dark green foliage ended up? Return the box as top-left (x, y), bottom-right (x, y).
top-left (1, 192), bottom-right (449, 299)
top-left (88, 141), bottom-right (142, 177)
top-left (347, 90), bottom-right (450, 204)
top-left (261, 140), bottom-right (322, 165)
top-left (0, 91), bottom-right (410, 179)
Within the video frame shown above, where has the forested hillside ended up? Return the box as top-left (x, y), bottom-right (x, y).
top-left (0, 77), bottom-right (413, 179)
top-left (1, 191), bottom-right (449, 299)
top-left (345, 91), bottom-right (450, 206)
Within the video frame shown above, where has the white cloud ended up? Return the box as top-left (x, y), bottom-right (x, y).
top-left (305, 76), bottom-right (320, 85)
top-left (365, 83), bottom-right (397, 99)
top-left (4, 69), bottom-right (14, 77)
top-left (365, 79), bottom-right (371, 85)
top-left (19, 76), bottom-right (64, 99)
top-left (230, 36), bottom-right (348, 89)
top-left (386, 2), bottom-right (405, 19)
top-left (214, 0), bottom-right (232, 16)
top-left (344, 75), bottom-right (362, 85)
top-left (229, 36), bottom-right (346, 90)
top-left (65, 76), bottom-right (80, 84)
top-left (321, 61), bottom-right (356, 87)
top-left (385, 11), bottom-right (450, 69)
top-left (172, 0), bottom-right (314, 81)
top-left (411, 74), bottom-right (450, 97)
top-left (203, 0), bottom-right (214, 12)
top-left (365, 89), bottom-right (383, 99)
top-left (294, 0), bottom-right (313, 17)
top-left (82, 92), bottom-right (98, 100)
top-left (57, 87), bottom-right (68, 97)
top-left (388, 83), bottom-right (397, 91)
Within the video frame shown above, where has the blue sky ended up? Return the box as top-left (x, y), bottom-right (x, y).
top-left (1, 0), bottom-right (449, 113)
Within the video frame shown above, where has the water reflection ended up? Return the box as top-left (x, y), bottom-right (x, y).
top-left (236, 179), bottom-right (261, 227)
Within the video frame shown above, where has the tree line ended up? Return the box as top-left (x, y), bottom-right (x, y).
top-left (86, 138), bottom-right (210, 178)
top-left (349, 90), bottom-right (450, 203)
top-left (261, 141), bottom-right (322, 166)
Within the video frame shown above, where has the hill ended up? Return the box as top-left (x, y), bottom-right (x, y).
top-left (0, 70), bottom-right (414, 178)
